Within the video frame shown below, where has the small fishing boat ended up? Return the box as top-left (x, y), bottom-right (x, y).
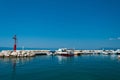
top-left (56, 48), bottom-right (74, 57)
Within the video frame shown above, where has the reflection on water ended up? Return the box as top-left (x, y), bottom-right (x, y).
top-left (56, 56), bottom-right (75, 64)
top-left (0, 57), bottom-right (34, 80)
top-left (0, 57), bottom-right (34, 64)
top-left (0, 55), bottom-right (120, 80)
top-left (11, 59), bottom-right (16, 80)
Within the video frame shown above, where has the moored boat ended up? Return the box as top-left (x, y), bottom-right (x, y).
top-left (56, 48), bottom-right (74, 57)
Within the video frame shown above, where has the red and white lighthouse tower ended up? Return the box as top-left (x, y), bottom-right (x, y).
top-left (13, 35), bottom-right (17, 52)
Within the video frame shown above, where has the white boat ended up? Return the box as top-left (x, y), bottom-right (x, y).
top-left (56, 48), bottom-right (74, 56)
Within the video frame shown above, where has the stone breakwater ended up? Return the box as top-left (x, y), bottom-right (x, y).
top-left (0, 49), bottom-right (120, 58)
top-left (0, 50), bottom-right (51, 58)
top-left (0, 50), bottom-right (36, 57)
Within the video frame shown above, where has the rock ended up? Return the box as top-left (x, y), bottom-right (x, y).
top-left (1, 51), bottom-right (10, 57)
top-left (0, 53), bottom-right (4, 57)
top-left (10, 52), bottom-right (18, 57)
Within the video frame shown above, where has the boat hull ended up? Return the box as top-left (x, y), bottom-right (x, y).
top-left (61, 54), bottom-right (74, 57)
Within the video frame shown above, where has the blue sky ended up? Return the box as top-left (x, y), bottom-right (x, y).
top-left (0, 0), bottom-right (120, 49)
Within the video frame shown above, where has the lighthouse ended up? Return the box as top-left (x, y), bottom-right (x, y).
top-left (13, 35), bottom-right (17, 52)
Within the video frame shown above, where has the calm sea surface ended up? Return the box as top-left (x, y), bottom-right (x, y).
top-left (0, 54), bottom-right (120, 80)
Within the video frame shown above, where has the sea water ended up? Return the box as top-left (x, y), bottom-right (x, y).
top-left (0, 54), bottom-right (120, 80)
